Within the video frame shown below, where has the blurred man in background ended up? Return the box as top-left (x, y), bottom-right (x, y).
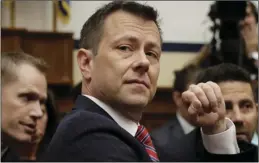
top-left (151, 65), bottom-right (201, 147)
top-left (154, 63), bottom-right (258, 161)
top-left (1, 52), bottom-right (48, 161)
top-left (152, 62), bottom-right (258, 159)
top-left (194, 63), bottom-right (258, 146)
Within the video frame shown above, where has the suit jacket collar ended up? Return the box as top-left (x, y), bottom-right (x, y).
top-left (74, 95), bottom-right (138, 137)
top-left (166, 115), bottom-right (185, 139)
top-left (74, 95), bottom-right (115, 122)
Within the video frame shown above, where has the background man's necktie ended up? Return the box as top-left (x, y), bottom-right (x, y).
top-left (135, 125), bottom-right (159, 162)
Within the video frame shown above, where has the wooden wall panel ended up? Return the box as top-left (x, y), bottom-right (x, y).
top-left (22, 31), bottom-right (73, 85)
top-left (1, 28), bottom-right (26, 52)
top-left (1, 28), bottom-right (74, 85)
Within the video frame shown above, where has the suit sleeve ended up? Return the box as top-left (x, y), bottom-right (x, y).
top-left (201, 140), bottom-right (258, 162)
top-left (156, 128), bottom-right (258, 162)
top-left (42, 131), bottom-right (140, 162)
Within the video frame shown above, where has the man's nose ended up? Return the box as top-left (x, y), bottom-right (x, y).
top-left (30, 102), bottom-right (43, 119)
top-left (133, 51), bottom-right (150, 73)
top-left (230, 106), bottom-right (244, 127)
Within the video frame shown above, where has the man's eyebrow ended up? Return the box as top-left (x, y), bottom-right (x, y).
top-left (113, 35), bottom-right (139, 43)
top-left (239, 99), bottom-right (254, 105)
top-left (19, 89), bottom-right (47, 101)
top-left (113, 35), bottom-right (161, 49)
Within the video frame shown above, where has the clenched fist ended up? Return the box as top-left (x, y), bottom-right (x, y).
top-left (182, 81), bottom-right (227, 135)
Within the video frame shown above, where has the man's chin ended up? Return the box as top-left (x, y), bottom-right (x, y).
top-left (126, 100), bottom-right (148, 109)
top-left (122, 95), bottom-right (149, 107)
top-left (12, 132), bottom-right (35, 144)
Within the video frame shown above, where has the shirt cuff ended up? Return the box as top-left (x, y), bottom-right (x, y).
top-left (201, 118), bottom-right (240, 154)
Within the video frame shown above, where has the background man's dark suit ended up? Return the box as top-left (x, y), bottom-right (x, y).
top-left (151, 115), bottom-right (185, 150)
top-left (156, 128), bottom-right (258, 162)
top-left (151, 116), bottom-right (258, 162)
top-left (43, 95), bottom-right (258, 162)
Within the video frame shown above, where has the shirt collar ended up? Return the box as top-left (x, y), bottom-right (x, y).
top-left (83, 94), bottom-right (138, 136)
top-left (251, 132), bottom-right (258, 146)
top-left (1, 143), bottom-right (9, 159)
top-left (176, 111), bottom-right (196, 134)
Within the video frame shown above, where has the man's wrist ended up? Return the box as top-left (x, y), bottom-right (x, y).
top-left (201, 118), bottom-right (240, 154)
top-left (202, 118), bottom-right (227, 135)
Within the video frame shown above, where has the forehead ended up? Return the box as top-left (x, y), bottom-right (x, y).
top-left (15, 64), bottom-right (47, 98)
top-left (218, 81), bottom-right (254, 100)
top-left (102, 10), bottom-right (161, 46)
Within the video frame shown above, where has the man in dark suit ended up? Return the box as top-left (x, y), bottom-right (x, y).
top-left (152, 63), bottom-right (258, 148)
top-left (1, 52), bottom-right (48, 161)
top-left (43, 1), bottom-right (257, 161)
top-left (151, 65), bottom-right (201, 148)
top-left (154, 63), bottom-right (258, 162)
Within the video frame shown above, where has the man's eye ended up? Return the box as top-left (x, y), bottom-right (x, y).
top-left (225, 102), bottom-right (232, 110)
top-left (242, 103), bottom-right (252, 109)
top-left (41, 105), bottom-right (47, 114)
top-left (19, 94), bottom-right (31, 102)
top-left (19, 93), bottom-right (38, 102)
top-left (118, 45), bottom-right (132, 52)
top-left (21, 96), bottom-right (29, 102)
top-left (146, 52), bottom-right (157, 58)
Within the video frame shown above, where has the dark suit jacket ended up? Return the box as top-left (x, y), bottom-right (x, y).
top-left (43, 95), bottom-right (258, 162)
top-left (151, 114), bottom-right (185, 150)
top-left (42, 95), bottom-right (151, 162)
top-left (151, 114), bottom-right (258, 162)
top-left (1, 147), bottom-right (20, 162)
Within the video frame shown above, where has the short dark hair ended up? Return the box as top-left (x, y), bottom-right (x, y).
top-left (173, 64), bottom-right (201, 93)
top-left (195, 63), bottom-right (251, 84)
top-left (1, 52), bottom-right (48, 85)
top-left (79, 0), bottom-right (162, 55)
top-left (194, 63), bottom-right (256, 99)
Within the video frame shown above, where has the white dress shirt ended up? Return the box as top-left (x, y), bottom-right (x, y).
top-left (176, 111), bottom-right (240, 154)
top-left (176, 111), bottom-right (195, 134)
top-left (251, 132), bottom-right (258, 146)
top-left (83, 95), bottom-right (240, 154)
top-left (84, 95), bottom-right (138, 136)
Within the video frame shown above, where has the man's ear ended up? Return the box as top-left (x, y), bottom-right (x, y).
top-left (172, 91), bottom-right (182, 106)
top-left (77, 48), bottom-right (94, 80)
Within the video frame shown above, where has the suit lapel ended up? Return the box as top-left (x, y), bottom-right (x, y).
top-left (170, 116), bottom-right (185, 138)
top-left (73, 95), bottom-right (115, 122)
top-left (74, 95), bottom-right (152, 161)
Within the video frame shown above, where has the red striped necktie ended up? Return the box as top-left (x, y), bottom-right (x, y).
top-left (135, 125), bottom-right (159, 162)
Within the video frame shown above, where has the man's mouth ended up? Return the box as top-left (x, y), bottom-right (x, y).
top-left (125, 79), bottom-right (150, 89)
top-left (19, 122), bottom-right (36, 134)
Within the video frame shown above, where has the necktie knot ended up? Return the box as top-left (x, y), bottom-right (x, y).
top-left (135, 125), bottom-right (159, 162)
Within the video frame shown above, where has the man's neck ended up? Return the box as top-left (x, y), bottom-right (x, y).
top-left (83, 94), bottom-right (139, 136)
top-left (251, 132), bottom-right (258, 146)
top-left (2, 135), bottom-right (38, 161)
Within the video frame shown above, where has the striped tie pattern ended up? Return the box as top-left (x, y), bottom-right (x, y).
top-left (135, 125), bottom-right (159, 162)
